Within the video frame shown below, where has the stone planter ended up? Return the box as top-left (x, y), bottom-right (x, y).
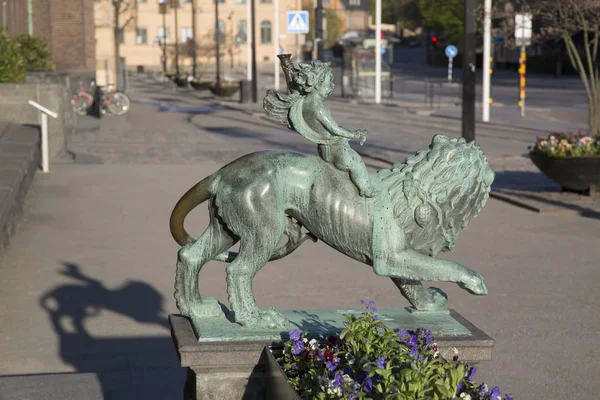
top-left (530, 152), bottom-right (600, 194)
top-left (209, 84), bottom-right (240, 98)
top-left (190, 80), bottom-right (212, 91)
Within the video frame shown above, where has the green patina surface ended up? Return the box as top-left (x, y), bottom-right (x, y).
top-left (169, 55), bottom-right (496, 331)
top-left (190, 303), bottom-right (470, 343)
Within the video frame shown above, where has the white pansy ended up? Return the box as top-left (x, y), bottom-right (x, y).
top-left (309, 338), bottom-right (318, 350)
top-left (459, 393), bottom-right (471, 400)
top-left (343, 374), bottom-right (354, 385)
top-left (302, 338), bottom-right (308, 343)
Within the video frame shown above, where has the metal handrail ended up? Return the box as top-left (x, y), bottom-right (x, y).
top-left (27, 100), bottom-right (58, 173)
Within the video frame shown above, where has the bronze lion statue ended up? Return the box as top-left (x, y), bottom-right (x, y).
top-left (170, 135), bottom-right (495, 329)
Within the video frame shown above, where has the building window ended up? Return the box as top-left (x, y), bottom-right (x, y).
top-left (158, 27), bottom-right (170, 44)
top-left (136, 28), bottom-right (148, 44)
top-left (236, 20), bottom-right (247, 44)
top-left (215, 20), bottom-right (226, 42)
top-left (260, 20), bottom-right (271, 44)
top-left (184, 0), bottom-right (192, 3)
top-left (323, 0), bottom-right (330, 4)
top-left (236, 0), bottom-right (246, 3)
top-left (116, 28), bottom-right (125, 44)
top-left (181, 27), bottom-right (193, 43)
top-left (349, 0), bottom-right (360, 5)
top-left (136, 0), bottom-right (148, 4)
top-left (214, 0), bottom-right (225, 3)
top-left (260, 0), bottom-right (272, 3)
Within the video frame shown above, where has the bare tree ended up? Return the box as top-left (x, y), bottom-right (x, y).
top-left (111, 0), bottom-right (136, 89)
top-left (527, 0), bottom-right (600, 134)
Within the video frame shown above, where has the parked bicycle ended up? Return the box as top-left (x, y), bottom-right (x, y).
top-left (71, 81), bottom-right (131, 116)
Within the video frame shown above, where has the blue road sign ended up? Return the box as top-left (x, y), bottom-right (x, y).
top-left (287, 11), bottom-right (309, 34)
top-left (381, 47), bottom-right (387, 55)
top-left (445, 45), bottom-right (458, 58)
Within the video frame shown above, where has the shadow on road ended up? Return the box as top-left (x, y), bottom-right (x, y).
top-left (39, 263), bottom-right (184, 399)
top-left (493, 171), bottom-right (600, 220)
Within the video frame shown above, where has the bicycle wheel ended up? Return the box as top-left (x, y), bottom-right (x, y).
top-left (106, 92), bottom-right (131, 116)
top-left (71, 96), bottom-right (89, 116)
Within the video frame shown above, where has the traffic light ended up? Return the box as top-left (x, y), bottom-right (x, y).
top-left (431, 36), bottom-right (439, 47)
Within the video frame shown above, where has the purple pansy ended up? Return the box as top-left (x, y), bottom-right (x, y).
top-left (332, 373), bottom-right (344, 388)
top-left (363, 376), bottom-right (373, 393)
top-left (289, 330), bottom-right (302, 341)
top-left (325, 359), bottom-right (339, 372)
top-left (376, 357), bottom-right (386, 369)
top-left (467, 366), bottom-right (476, 382)
top-left (488, 386), bottom-right (501, 398)
top-left (291, 340), bottom-right (304, 355)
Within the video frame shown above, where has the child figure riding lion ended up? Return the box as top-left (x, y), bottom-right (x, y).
top-left (264, 56), bottom-right (378, 198)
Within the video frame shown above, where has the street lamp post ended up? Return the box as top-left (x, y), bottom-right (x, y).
top-left (192, 0), bottom-right (197, 78)
top-left (251, 0), bottom-right (257, 102)
top-left (315, 0), bottom-right (324, 60)
top-left (462, 0), bottom-right (476, 142)
top-left (215, 0), bottom-right (221, 83)
top-left (171, 0), bottom-right (180, 77)
top-left (159, 2), bottom-right (168, 74)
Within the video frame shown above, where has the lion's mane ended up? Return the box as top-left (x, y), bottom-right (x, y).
top-left (377, 135), bottom-right (495, 257)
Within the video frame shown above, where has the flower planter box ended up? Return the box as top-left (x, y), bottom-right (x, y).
top-left (263, 346), bottom-right (302, 400)
top-left (190, 80), bottom-right (212, 91)
top-left (530, 152), bottom-right (600, 194)
top-left (209, 84), bottom-right (240, 98)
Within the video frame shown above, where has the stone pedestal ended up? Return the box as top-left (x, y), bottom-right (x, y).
top-left (169, 309), bottom-right (494, 400)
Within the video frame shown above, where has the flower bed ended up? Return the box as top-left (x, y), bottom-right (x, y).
top-left (276, 302), bottom-right (513, 400)
top-left (531, 131), bottom-right (600, 158)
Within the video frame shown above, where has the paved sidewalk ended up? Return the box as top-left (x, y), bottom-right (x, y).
top-left (1, 75), bottom-right (599, 400)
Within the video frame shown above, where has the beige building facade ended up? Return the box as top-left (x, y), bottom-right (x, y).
top-left (95, 0), bottom-right (309, 84)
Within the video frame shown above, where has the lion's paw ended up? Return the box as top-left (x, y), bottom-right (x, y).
top-left (186, 297), bottom-right (225, 319)
top-left (425, 286), bottom-right (449, 308)
top-left (236, 307), bottom-right (291, 330)
top-left (458, 272), bottom-right (488, 295)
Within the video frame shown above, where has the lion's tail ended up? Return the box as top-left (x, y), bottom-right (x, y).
top-left (170, 176), bottom-right (213, 246)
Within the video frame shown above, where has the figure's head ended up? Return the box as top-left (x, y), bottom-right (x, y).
top-left (294, 60), bottom-right (334, 97)
top-left (380, 135), bottom-right (495, 257)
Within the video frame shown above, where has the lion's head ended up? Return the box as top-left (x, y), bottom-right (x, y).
top-left (378, 135), bottom-right (495, 257)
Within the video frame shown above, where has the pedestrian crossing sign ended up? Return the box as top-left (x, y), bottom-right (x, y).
top-left (287, 11), bottom-right (309, 34)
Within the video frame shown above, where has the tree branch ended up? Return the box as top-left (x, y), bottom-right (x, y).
top-left (121, 15), bottom-right (135, 29)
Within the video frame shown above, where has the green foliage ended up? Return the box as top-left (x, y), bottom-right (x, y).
top-left (0, 31), bottom-right (26, 83)
top-left (418, 0), bottom-right (464, 43)
top-left (278, 303), bottom-right (513, 399)
top-left (366, 0), bottom-right (422, 29)
top-left (15, 34), bottom-right (55, 72)
top-left (301, 2), bottom-right (344, 48)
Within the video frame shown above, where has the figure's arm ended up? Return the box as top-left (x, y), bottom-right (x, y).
top-left (316, 106), bottom-right (366, 144)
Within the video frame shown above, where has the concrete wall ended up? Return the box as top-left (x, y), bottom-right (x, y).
top-left (0, 83), bottom-right (72, 159)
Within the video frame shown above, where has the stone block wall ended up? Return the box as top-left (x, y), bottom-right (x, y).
top-left (0, 83), bottom-right (73, 159)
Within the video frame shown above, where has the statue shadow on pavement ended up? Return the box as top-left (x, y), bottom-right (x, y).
top-left (39, 262), bottom-right (185, 400)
